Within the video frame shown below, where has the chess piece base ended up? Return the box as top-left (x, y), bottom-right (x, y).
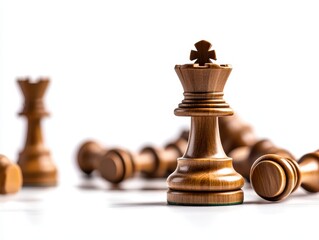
top-left (18, 150), bottom-right (57, 186)
top-left (167, 189), bottom-right (243, 206)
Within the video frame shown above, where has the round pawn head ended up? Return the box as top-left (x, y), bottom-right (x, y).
top-left (250, 154), bottom-right (301, 201)
top-left (0, 155), bottom-right (23, 194)
top-left (77, 140), bottom-right (104, 175)
top-left (98, 149), bottom-right (134, 184)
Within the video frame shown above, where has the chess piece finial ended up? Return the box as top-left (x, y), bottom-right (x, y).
top-left (167, 40), bottom-right (244, 206)
top-left (250, 151), bottom-right (319, 202)
top-left (190, 40), bottom-right (217, 66)
top-left (77, 140), bottom-right (107, 175)
top-left (229, 139), bottom-right (295, 181)
top-left (98, 131), bottom-right (187, 184)
top-left (0, 155), bottom-right (23, 194)
top-left (17, 77), bottom-right (57, 186)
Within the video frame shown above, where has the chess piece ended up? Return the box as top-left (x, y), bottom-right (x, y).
top-left (250, 151), bottom-right (319, 201)
top-left (0, 155), bottom-right (23, 194)
top-left (77, 140), bottom-right (107, 175)
top-left (229, 139), bottom-right (295, 181)
top-left (17, 78), bottom-right (57, 186)
top-left (98, 132), bottom-right (187, 184)
top-left (166, 40), bottom-right (244, 206)
top-left (219, 114), bottom-right (257, 154)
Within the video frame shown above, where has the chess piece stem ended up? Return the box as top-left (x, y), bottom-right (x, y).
top-left (17, 78), bottom-right (57, 186)
top-left (250, 151), bottom-right (319, 201)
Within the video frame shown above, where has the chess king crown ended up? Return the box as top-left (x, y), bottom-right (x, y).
top-left (174, 40), bottom-right (233, 117)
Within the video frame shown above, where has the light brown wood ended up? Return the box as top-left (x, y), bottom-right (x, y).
top-left (230, 139), bottom-right (295, 181)
top-left (219, 114), bottom-right (257, 154)
top-left (17, 78), bottom-right (57, 186)
top-left (98, 132), bottom-right (187, 184)
top-left (250, 150), bottom-right (319, 201)
top-left (0, 155), bottom-right (23, 194)
top-left (77, 140), bottom-right (107, 175)
top-left (167, 40), bottom-right (244, 206)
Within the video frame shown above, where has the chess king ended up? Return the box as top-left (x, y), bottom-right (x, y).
top-left (166, 40), bottom-right (245, 205)
top-left (17, 78), bottom-right (57, 186)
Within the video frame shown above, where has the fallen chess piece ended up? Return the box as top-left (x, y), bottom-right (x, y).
top-left (0, 154), bottom-right (23, 194)
top-left (250, 150), bottom-right (319, 201)
top-left (229, 139), bottom-right (295, 182)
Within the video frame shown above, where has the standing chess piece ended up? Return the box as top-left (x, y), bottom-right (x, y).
top-left (0, 155), bottom-right (23, 194)
top-left (98, 132), bottom-right (187, 184)
top-left (250, 150), bottom-right (319, 201)
top-left (229, 139), bottom-right (295, 181)
top-left (167, 40), bottom-right (244, 206)
top-left (17, 78), bottom-right (57, 186)
top-left (77, 140), bottom-right (107, 175)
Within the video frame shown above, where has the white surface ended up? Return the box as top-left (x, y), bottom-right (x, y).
top-left (1, 1), bottom-right (319, 239)
top-left (0, 173), bottom-right (319, 240)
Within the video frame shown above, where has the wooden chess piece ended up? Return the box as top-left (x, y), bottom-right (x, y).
top-left (219, 114), bottom-right (257, 154)
top-left (166, 40), bottom-right (244, 206)
top-left (77, 140), bottom-right (107, 175)
top-left (0, 155), bottom-right (23, 194)
top-left (98, 132), bottom-right (187, 184)
top-left (17, 78), bottom-right (57, 186)
top-left (229, 139), bottom-right (295, 181)
top-left (250, 151), bottom-right (319, 201)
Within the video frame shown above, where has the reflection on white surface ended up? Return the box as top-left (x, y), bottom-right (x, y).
top-left (1, 173), bottom-right (319, 240)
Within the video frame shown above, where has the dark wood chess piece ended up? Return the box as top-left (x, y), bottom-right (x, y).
top-left (17, 78), bottom-right (57, 186)
top-left (0, 154), bottom-right (22, 194)
top-left (98, 133), bottom-right (187, 184)
top-left (77, 140), bottom-right (107, 175)
top-left (250, 151), bottom-right (319, 201)
top-left (229, 139), bottom-right (295, 181)
top-left (166, 40), bottom-right (244, 206)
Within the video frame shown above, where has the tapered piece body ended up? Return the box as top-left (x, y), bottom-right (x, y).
top-left (17, 78), bottom-right (57, 186)
top-left (0, 155), bottom-right (23, 194)
top-left (167, 40), bottom-right (244, 206)
top-left (250, 150), bottom-right (319, 202)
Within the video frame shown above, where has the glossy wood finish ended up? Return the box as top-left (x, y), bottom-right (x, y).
top-left (98, 133), bottom-right (187, 184)
top-left (0, 155), bottom-right (23, 194)
top-left (77, 140), bottom-right (107, 175)
top-left (17, 78), bottom-right (57, 186)
top-left (250, 150), bottom-right (319, 201)
top-left (167, 40), bottom-right (244, 206)
top-left (230, 139), bottom-right (295, 181)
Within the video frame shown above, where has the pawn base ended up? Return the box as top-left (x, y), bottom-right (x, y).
top-left (167, 189), bottom-right (243, 206)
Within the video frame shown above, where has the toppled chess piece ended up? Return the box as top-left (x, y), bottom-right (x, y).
top-left (98, 134), bottom-right (187, 184)
top-left (250, 150), bottom-right (319, 201)
top-left (0, 154), bottom-right (22, 194)
top-left (77, 140), bottom-right (107, 176)
top-left (229, 139), bottom-right (295, 181)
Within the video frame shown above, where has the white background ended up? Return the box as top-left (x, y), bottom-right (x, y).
top-left (1, 0), bottom-right (319, 179)
top-left (1, 1), bottom-right (319, 240)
